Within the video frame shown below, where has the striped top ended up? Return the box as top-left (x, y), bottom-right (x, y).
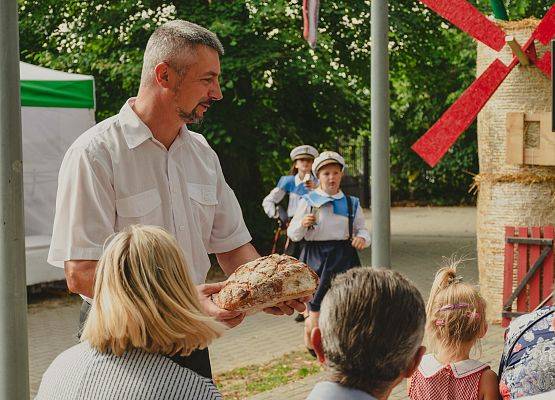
top-left (35, 342), bottom-right (221, 400)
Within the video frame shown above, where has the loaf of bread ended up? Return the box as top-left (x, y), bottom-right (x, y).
top-left (213, 254), bottom-right (319, 312)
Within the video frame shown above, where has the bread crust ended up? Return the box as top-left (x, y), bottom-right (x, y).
top-left (212, 254), bottom-right (319, 312)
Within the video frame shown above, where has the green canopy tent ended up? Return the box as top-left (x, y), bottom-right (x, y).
top-left (20, 62), bottom-right (96, 285)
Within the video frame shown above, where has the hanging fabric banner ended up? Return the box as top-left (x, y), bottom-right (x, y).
top-left (303, 0), bottom-right (320, 48)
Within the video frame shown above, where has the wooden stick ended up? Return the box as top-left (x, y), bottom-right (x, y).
top-left (506, 35), bottom-right (530, 66)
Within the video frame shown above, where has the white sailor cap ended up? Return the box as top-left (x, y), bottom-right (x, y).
top-left (290, 145), bottom-right (319, 161)
top-left (312, 151), bottom-right (345, 175)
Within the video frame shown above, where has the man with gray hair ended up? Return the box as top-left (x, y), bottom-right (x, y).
top-left (307, 267), bottom-right (426, 400)
top-left (48, 20), bottom-right (307, 379)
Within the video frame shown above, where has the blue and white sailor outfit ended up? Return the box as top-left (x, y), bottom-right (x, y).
top-left (262, 173), bottom-right (318, 220)
top-left (262, 174), bottom-right (318, 257)
top-left (263, 144), bottom-right (319, 257)
top-left (287, 188), bottom-right (370, 311)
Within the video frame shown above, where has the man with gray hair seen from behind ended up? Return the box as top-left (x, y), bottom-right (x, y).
top-left (307, 267), bottom-right (427, 400)
top-left (48, 20), bottom-right (307, 380)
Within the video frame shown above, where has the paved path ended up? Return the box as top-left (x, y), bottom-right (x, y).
top-left (27, 207), bottom-right (506, 400)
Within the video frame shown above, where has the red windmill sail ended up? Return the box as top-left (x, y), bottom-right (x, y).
top-left (420, 0), bottom-right (506, 51)
top-left (412, 1), bottom-right (555, 167)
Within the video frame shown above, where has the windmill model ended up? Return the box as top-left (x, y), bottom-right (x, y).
top-left (411, 0), bottom-right (555, 322)
top-left (411, 0), bottom-right (555, 167)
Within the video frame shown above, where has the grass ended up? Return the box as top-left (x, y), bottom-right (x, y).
top-left (214, 349), bottom-right (323, 399)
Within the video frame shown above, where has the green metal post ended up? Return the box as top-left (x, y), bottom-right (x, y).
top-left (0, 1), bottom-right (30, 399)
top-left (490, 0), bottom-right (509, 21)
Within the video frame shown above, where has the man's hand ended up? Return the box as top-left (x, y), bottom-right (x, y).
top-left (263, 295), bottom-right (311, 316)
top-left (197, 282), bottom-right (245, 328)
top-left (304, 311), bottom-right (319, 350)
top-left (351, 236), bottom-right (366, 250)
top-left (302, 214), bottom-right (316, 228)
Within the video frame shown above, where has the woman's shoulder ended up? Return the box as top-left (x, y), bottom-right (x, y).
top-left (128, 350), bottom-right (222, 398)
top-left (47, 341), bottom-right (92, 370)
top-left (35, 342), bottom-right (95, 399)
top-left (38, 345), bottom-right (221, 400)
top-left (93, 347), bottom-right (222, 399)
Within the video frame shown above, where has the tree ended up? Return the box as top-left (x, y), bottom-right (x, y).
top-left (19, 0), bottom-right (370, 249)
top-left (19, 0), bottom-right (552, 247)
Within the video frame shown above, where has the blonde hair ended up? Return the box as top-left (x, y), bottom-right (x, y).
top-left (81, 225), bottom-right (225, 356)
top-left (426, 261), bottom-right (487, 356)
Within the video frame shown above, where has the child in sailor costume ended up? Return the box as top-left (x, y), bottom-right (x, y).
top-left (287, 151), bottom-right (370, 333)
top-left (262, 145), bottom-right (319, 258)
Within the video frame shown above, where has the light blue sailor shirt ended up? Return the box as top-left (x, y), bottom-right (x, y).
top-left (262, 173), bottom-right (317, 218)
top-left (287, 189), bottom-right (370, 245)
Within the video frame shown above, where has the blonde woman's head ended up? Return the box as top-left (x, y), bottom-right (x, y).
top-left (426, 261), bottom-right (487, 356)
top-left (81, 225), bottom-right (225, 356)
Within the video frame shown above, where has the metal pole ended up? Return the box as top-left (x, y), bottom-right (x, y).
top-left (361, 136), bottom-right (370, 208)
top-left (371, 0), bottom-right (391, 268)
top-left (0, 1), bottom-right (30, 399)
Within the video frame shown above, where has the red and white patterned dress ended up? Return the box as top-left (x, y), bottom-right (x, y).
top-left (409, 354), bottom-right (490, 400)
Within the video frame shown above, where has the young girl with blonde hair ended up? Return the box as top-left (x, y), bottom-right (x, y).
top-left (408, 263), bottom-right (499, 400)
top-left (36, 225), bottom-right (225, 400)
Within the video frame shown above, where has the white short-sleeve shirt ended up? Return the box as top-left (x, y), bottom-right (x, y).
top-left (48, 98), bottom-right (252, 285)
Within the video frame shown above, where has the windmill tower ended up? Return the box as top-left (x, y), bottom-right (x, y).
top-left (412, 1), bottom-right (555, 321)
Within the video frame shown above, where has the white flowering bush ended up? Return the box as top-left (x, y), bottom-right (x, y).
top-left (19, 0), bottom-right (552, 246)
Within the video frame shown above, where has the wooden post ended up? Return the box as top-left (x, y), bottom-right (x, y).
top-left (517, 227), bottom-right (529, 312)
top-left (503, 226), bottom-right (515, 327)
top-left (529, 227), bottom-right (542, 309)
top-left (506, 36), bottom-right (530, 66)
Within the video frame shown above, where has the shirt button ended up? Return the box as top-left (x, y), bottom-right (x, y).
top-left (179, 225), bottom-right (186, 231)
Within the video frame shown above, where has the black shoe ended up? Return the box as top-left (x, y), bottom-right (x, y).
top-left (307, 347), bottom-right (316, 358)
top-left (294, 313), bottom-right (305, 322)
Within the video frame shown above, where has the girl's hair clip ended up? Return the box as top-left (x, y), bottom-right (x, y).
top-left (448, 275), bottom-right (463, 285)
top-left (439, 303), bottom-right (470, 311)
top-left (466, 311), bottom-right (480, 319)
top-left (435, 319), bottom-right (445, 326)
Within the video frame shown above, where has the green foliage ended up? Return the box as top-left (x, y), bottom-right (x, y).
top-left (18, 0), bottom-right (553, 247)
top-left (479, 0), bottom-right (553, 19)
top-left (387, 0), bottom-right (554, 204)
top-left (389, 1), bottom-right (479, 204)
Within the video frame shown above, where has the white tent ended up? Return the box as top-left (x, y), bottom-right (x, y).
top-left (20, 62), bottom-right (96, 285)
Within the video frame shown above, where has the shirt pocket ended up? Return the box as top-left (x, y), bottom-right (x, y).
top-left (188, 183), bottom-right (218, 242)
top-left (115, 189), bottom-right (162, 227)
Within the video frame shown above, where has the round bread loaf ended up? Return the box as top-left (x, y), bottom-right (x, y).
top-left (213, 254), bottom-right (319, 312)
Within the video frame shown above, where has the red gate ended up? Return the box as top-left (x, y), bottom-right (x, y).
top-left (502, 226), bottom-right (554, 327)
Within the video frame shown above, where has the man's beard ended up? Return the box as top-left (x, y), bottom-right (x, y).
top-left (176, 103), bottom-right (206, 125)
